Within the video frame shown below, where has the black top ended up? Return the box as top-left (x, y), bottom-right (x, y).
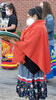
top-left (8, 14), bottom-right (18, 32)
top-left (24, 56), bottom-right (40, 75)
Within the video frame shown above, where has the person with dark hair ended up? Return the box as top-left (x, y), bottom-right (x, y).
top-left (9, 6), bottom-right (51, 100)
top-left (0, 3), bottom-right (18, 69)
top-left (0, 3), bottom-right (18, 32)
top-left (5, 3), bottom-right (18, 32)
top-left (40, 1), bottom-right (56, 80)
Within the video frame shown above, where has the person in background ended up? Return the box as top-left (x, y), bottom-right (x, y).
top-left (40, 1), bottom-right (56, 80)
top-left (0, 3), bottom-right (19, 69)
top-left (9, 6), bottom-right (51, 100)
top-left (0, 3), bottom-right (18, 32)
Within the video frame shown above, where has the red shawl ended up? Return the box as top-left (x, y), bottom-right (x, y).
top-left (13, 20), bottom-right (51, 74)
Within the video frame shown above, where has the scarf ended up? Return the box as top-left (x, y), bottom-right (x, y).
top-left (13, 20), bottom-right (51, 74)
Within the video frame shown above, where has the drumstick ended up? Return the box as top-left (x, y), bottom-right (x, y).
top-left (4, 24), bottom-right (7, 32)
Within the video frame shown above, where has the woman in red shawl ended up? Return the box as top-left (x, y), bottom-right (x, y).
top-left (9, 6), bottom-right (51, 100)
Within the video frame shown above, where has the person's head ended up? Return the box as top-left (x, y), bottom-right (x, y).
top-left (40, 1), bottom-right (54, 19)
top-left (26, 6), bottom-right (42, 26)
top-left (5, 3), bottom-right (17, 16)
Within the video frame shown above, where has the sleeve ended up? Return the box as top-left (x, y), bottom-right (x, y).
top-left (10, 15), bottom-right (17, 26)
top-left (45, 15), bottom-right (55, 33)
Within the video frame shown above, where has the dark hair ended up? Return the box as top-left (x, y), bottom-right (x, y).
top-left (35, 6), bottom-right (42, 19)
top-left (6, 3), bottom-right (16, 16)
top-left (42, 1), bottom-right (54, 19)
top-left (28, 6), bottom-right (42, 19)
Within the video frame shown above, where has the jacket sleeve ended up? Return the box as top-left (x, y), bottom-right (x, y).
top-left (45, 15), bottom-right (55, 33)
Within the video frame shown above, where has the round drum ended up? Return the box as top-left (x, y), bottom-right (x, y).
top-left (0, 31), bottom-right (20, 42)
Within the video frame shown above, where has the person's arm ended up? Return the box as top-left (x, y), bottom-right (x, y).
top-left (7, 24), bottom-right (16, 30)
top-left (9, 38), bottom-right (16, 45)
top-left (45, 15), bottom-right (55, 33)
top-left (0, 24), bottom-right (16, 31)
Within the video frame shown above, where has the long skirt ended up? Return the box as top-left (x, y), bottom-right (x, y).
top-left (46, 45), bottom-right (56, 79)
top-left (16, 64), bottom-right (47, 100)
top-left (1, 39), bottom-right (19, 69)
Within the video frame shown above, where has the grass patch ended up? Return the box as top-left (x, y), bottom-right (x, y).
top-left (54, 34), bottom-right (56, 39)
top-left (17, 31), bottom-right (21, 36)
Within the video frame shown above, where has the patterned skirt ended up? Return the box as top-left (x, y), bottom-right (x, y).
top-left (16, 64), bottom-right (47, 100)
top-left (46, 45), bottom-right (56, 79)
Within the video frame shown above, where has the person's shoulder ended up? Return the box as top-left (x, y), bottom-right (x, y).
top-left (10, 14), bottom-right (16, 19)
top-left (45, 14), bottom-right (55, 26)
top-left (45, 14), bottom-right (54, 20)
top-left (34, 20), bottom-right (47, 33)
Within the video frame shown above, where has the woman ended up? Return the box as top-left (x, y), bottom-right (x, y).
top-left (9, 6), bottom-right (51, 100)
top-left (40, 1), bottom-right (56, 80)
top-left (0, 3), bottom-right (19, 69)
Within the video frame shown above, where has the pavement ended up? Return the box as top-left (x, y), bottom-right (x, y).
top-left (0, 39), bottom-right (56, 100)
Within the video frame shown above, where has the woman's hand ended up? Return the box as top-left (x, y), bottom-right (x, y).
top-left (8, 38), bottom-right (16, 45)
top-left (0, 27), bottom-right (4, 31)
